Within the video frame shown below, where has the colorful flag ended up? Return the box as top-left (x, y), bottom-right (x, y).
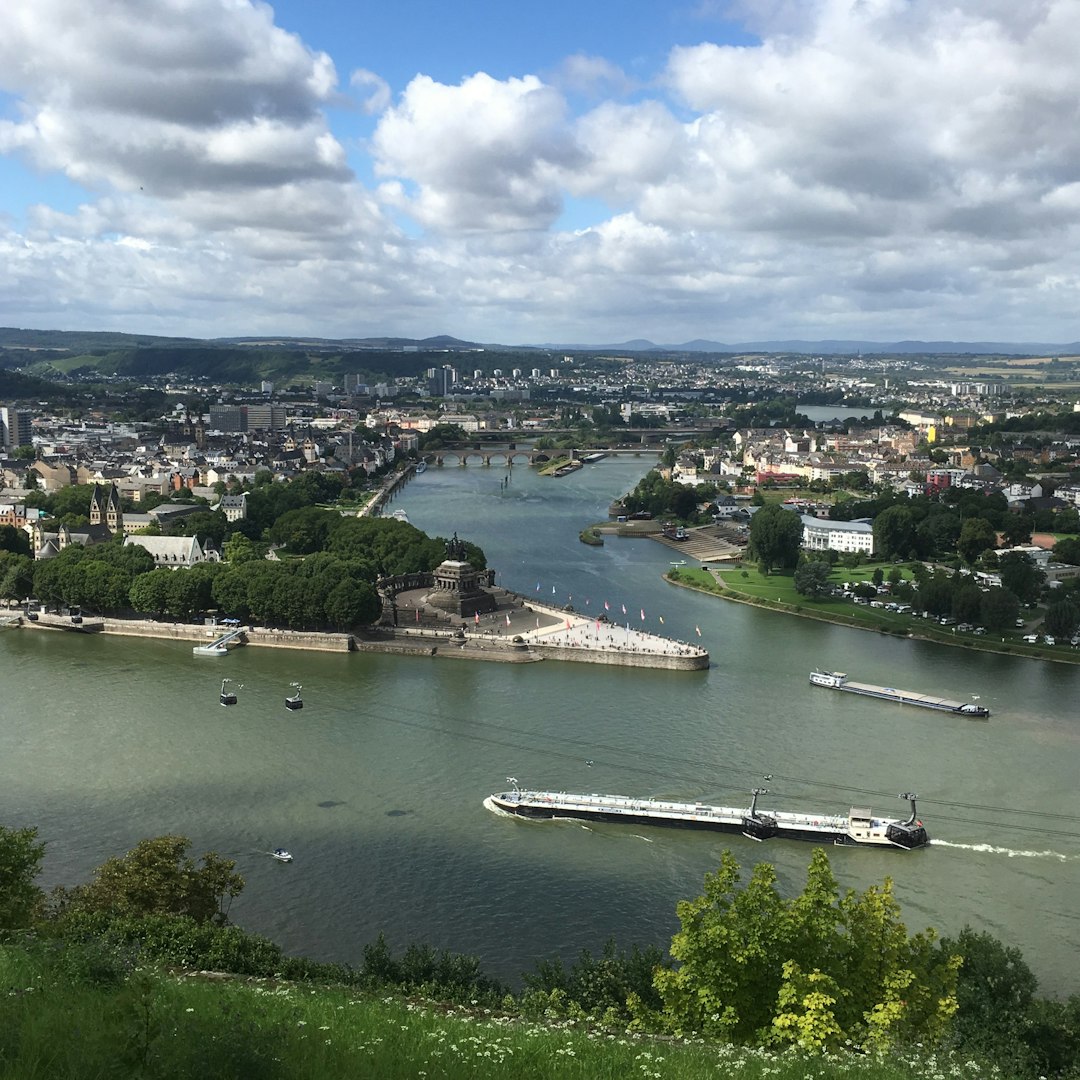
top-left (536, 582), bottom-right (541, 592)
top-left (505, 613), bottom-right (511, 626)
top-left (595, 620), bottom-right (601, 631)
top-left (474, 612), bottom-right (480, 624)
top-left (640, 608), bottom-right (645, 621)
top-left (604, 600), bottom-right (609, 611)
top-left (565, 618), bottom-right (571, 629)
top-left (695, 626), bottom-right (702, 636)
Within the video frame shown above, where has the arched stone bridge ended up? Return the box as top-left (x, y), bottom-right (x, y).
top-left (425, 448), bottom-right (661, 467)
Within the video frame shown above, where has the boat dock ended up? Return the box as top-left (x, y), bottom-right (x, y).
top-left (810, 670), bottom-right (989, 717)
top-left (193, 626), bottom-right (247, 656)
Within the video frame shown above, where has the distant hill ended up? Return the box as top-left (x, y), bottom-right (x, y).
top-left (538, 337), bottom-right (1080, 355)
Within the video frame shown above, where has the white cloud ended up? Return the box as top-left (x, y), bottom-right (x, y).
top-left (350, 69), bottom-right (392, 116)
top-left (551, 54), bottom-right (635, 99)
top-left (0, 0), bottom-right (349, 196)
top-left (372, 72), bottom-right (581, 234)
top-left (4, 0), bottom-right (1080, 343)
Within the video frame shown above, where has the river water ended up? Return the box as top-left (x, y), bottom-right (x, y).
top-left (3, 457), bottom-right (1079, 994)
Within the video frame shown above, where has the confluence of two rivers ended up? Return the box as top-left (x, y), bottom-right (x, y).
top-left (2, 458), bottom-right (1078, 993)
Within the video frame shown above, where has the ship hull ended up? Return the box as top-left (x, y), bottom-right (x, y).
top-left (486, 794), bottom-right (927, 849)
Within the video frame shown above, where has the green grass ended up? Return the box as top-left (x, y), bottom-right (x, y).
top-left (670, 566), bottom-right (1078, 662)
top-left (0, 946), bottom-right (1003, 1080)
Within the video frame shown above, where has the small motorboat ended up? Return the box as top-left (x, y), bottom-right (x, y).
top-left (219, 679), bottom-right (238, 707)
top-left (285, 683), bottom-right (303, 711)
top-left (271, 848), bottom-right (293, 862)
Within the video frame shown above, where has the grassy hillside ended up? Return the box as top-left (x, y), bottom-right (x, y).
top-left (0, 944), bottom-right (995, 1080)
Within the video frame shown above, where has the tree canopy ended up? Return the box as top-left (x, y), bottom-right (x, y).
top-left (644, 849), bottom-right (959, 1052)
top-left (747, 505), bottom-right (804, 574)
top-left (52, 835), bottom-right (244, 925)
top-left (0, 824), bottom-right (46, 929)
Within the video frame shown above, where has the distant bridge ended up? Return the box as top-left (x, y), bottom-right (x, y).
top-left (426, 447), bottom-right (664, 467)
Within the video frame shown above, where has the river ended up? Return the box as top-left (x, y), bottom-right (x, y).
top-left (2, 456), bottom-right (1079, 994)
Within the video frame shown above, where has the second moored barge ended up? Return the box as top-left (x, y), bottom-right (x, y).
top-left (810, 670), bottom-right (989, 717)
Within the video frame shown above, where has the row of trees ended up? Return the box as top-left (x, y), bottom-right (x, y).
top-left (3, 502), bottom-right (484, 631)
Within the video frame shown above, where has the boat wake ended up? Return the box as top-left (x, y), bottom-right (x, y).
top-left (931, 839), bottom-right (1072, 861)
top-left (632, 834), bottom-right (654, 843)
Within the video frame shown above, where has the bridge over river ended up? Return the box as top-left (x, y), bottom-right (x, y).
top-left (426, 447), bottom-right (663, 467)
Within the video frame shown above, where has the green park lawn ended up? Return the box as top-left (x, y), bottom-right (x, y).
top-left (670, 564), bottom-right (1076, 661)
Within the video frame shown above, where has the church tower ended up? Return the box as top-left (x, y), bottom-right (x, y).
top-left (89, 482), bottom-right (123, 536)
top-left (105, 483), bottom-right (123, 535)
top-left (89, 484), bottom-right (105, 527)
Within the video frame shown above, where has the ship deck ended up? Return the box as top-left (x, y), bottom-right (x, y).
top-left (840, 680), bottom-right (974, 711)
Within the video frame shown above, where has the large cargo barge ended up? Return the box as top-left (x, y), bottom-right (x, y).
top-left (810, 670), bottom-right (989, 717)
top-left (485, 781), bottom-right (928, 849)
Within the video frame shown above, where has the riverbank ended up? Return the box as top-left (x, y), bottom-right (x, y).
top-left (13, 607), bottom-right (709, 669)
top-left (663, 569), bottom-right (1080, 665)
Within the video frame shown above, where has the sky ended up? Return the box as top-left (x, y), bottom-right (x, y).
top-left (2, 0), bottom-right (1080, 346)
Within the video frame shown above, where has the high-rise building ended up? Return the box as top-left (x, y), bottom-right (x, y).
top-left (243, 404), bottom-right (286, 431)
top-left (0, 405), bottom-right (32, 449)
top-left (208, 405), bottom-right (244, 432)
top-left (427, 365), bottom-right (457, 397)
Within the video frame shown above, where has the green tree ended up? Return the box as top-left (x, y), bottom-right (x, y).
top-left (1052, 537), bottom-right (1080, 565)
top-left (998, 551), bottom-right (1046, 605)
top-left (55, 835), bottom-right (243, 925)
top-left (165, 570), bottom-right (206, 620)
top-left (951, 581), bottom-right (983, 624)
top-left (957, 517), bottom-right (998, 565)
top-left (940, 926), bottom-right (1037, 1063)
top-left (0, 524), bottom-right (31, 557)
top-left (1044, 597), bottom-right (1079, 639)
top-left (324, 578), bottom-right (379, 628)
top-left (0, 824), bottom-right (46, 929)
top-left (0, 551), bottom-right (34, 601)
top-left (649, 849), bottom-right (959, 1051)
top-left (872, 505), bottom-right (915, 560)
top-left (793, 558), bottom-right (832, 599)
top-left (1001, 513), bottom-right (1034, 547)
top-left (747, 505), bottom-right (803, 574)
top-left (129, 569), bottom-right (172, 615)
top-left (980, 586), bottom-right (1020, 630)
top-left (222, 534), bottom-right (267, 564)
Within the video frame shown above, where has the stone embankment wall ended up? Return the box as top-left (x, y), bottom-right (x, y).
top-left (527, 643), bottom-right (709, 671)
top-left (87, 620), bottom-right (355, 652)
top-left (245, 629), bottom-right (354, 652)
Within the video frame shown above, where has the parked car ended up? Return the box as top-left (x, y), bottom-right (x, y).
top-left (1044, 635), bottom-right (1056, 646)
top-left (1022, 633), bottom-right (1039, 643)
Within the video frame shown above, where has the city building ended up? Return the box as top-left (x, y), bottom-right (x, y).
top-left (801, 514), bottom-right (875, 555)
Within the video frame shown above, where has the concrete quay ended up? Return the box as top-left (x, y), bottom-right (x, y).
top-left (16, 602), bottom-right (708, 670)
